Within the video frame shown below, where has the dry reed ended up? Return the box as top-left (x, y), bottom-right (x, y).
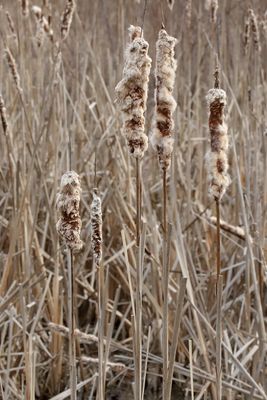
top-left (61, 0), bottom-right (76, 41)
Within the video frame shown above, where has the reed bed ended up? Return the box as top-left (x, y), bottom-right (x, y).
top-left (0, 1), bottom-right (266, 399)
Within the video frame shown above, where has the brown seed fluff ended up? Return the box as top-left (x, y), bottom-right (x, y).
top-left (56, 171), bottom-right (83, 252)
top-left (91, 188), bottom-right (102, 267)
top-left (150, 28), bottom-right (177, 171)
top-left (206, 88), bottom-right (230, 200)
top-left (115, 25), bottom-right (152, 159)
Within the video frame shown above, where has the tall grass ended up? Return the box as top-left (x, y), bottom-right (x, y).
top-left (0, 1), bottom-right (266, 399)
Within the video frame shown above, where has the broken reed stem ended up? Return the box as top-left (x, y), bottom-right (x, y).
top-left (67, 249), bottom-right (77, 400)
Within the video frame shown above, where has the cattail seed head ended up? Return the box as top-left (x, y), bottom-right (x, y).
top-left (150, 28), bottom-right (177, 171)
top-left (115, 25), bottom-right (152, 158)
top-left (56, 171), bottom-right (83, 252)
top-left (61, 0), bottom-right (75, 41)
top-left (91, 189), bottom-right (102, 267)
top-left (206, 87), bottom-right (230, 200)
top-left (4, 48), bottom-right (22, 94)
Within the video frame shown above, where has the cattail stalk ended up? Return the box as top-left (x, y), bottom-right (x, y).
top-left (206, 64), bottom-right (229, 400)
top-left (116, 25), bottom-right (151, 400)
top-left (61, 0), bottom-right (76, 40)
top-left (150, 27), bottom-right (177, 400)
top-left (91, 189), bottom-right (104, 399)
top-left (56, 171), bottom-right (82, 400)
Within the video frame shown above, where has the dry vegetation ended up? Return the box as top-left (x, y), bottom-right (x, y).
top-left (0, 0), bottom-right (267, 399)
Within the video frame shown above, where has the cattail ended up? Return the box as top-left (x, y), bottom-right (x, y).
top-left (61, 0), bottom-right (75, 41)
top-left (150, 28), bottom-right (177, 171)
top-left (115, 26), bottom-right (152, 158)
top-left (56, 171), bottom-right (83, 252)
top-left (21, 0), bottom-right (29, 17)
top-left (249, 8), bottom-right (261, 52)
top-left (91, 189), bottom-right (102, 266)
top-left (4, 48), bottom-right (22, 93)
top-left (206, 73), bottom-right (230, 201)
top-left (32, 5), bottom-right (53, 46)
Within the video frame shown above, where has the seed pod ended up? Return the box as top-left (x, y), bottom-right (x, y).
top-left (150, 28), bottom-right (177, 171)
top-left (56, 171), bottom-right (83, 252)
top-left (91, 189), bottom-right (102, 267)
top-left (115, 25), bottom-right (152, 158)
top-left (206, 88), bottom-right (230, 200)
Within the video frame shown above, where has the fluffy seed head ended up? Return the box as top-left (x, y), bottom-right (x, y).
top-left (150, 28), bottom-right (177, 171)
top-left (115, 25), bottom-right (152, 158)
top-left (91, 189), bottom-right (102, 266)
top-left (206, 87), bottom-right (230, 200)
top-left (56, 171), bottom-right (83, 252)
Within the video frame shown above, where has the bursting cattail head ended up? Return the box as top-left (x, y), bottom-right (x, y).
top-left (4, 48), bottom-right (23, 94)
top-left (150, 28), bottom-right (177, 171)
top-left (91, 188), bottom-right (102, 267)
top-left (61, 0), bottom-right (75, 41)
top-left (206, 81), bottom-right (230, 200)
top-left (115, 25), bottom-right (152, 158)
top-left (56, 171), bottom-right (83, 252)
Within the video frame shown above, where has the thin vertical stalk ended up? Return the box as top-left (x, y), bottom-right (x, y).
top-left (136, 158), bottom-right (141, 245)
top-left (98, 260), bottom-right (105, 400)
top-left (67, 249), bottom-right (76, 400)
top-left (163, 169), bottom-right (167, 234)
top-left (216, 274), bottom-right (223, 400)
top-left (215, 199), bottom-right (222, 400)
top-left (162, 224), bottom-right (171, 400)
top-left (162, 169), bottom-right (168, 396)
top-left (215, 199), bottom-right (221, 278)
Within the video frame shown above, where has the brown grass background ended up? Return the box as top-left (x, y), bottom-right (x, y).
top-left (0, 0), bottom-right (266, 399)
